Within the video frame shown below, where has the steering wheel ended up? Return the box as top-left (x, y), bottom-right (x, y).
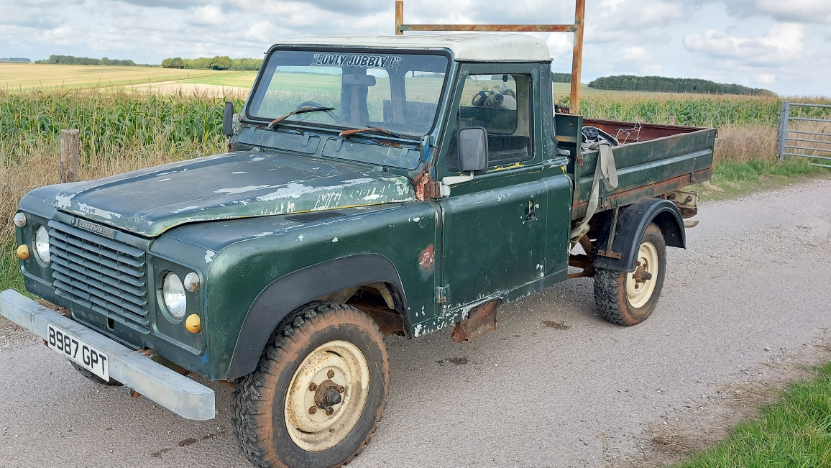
top-left (471, 90), bottom-right (490, 107)
top-left (295, 101), bottom-right (339, 122)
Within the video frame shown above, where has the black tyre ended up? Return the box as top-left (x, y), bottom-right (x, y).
top-left (233, 302), bottom-right (389, 468)
top-left (70, 361), bottom-right (121, 386)
top-left (594, 223), bottom-right (666, 326)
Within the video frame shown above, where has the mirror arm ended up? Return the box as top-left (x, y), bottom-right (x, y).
top-left (439, 172), bottom-right (474, 197)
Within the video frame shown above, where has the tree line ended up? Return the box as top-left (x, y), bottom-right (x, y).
top-left (0, 58), bottom-right (30, 63)
top-left (35, 55), bottom-right (138, 66)
top-left (588, 75), bottom-right (775, 96)
top-left (161, 56), bottom-right (262, 71)
top-left (552, 72), bottom-right (571, 83)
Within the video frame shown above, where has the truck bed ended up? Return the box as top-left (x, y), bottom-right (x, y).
top-left (554, 116), bottom-right (717, 220)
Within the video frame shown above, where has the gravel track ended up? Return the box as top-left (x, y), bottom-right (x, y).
top-left (1, 178), bottom-right (829, 467)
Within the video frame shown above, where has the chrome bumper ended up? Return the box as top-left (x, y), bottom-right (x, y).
top-left (0, 289), bottom-right (215, 420)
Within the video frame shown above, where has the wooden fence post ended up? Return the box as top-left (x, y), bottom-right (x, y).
top-left (60, 129), bottom-right (79, 183)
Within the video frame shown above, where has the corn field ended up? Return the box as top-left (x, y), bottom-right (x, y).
top-left (0, 88), bottom-right (244, 162)
top-left (0, 87), bottom-right (828, 291)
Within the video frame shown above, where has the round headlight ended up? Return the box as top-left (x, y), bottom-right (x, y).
top-left (163, 273), bottom-right (187, 319)
top-left (35, 226), bottom-right (50, 264)
top-left (13, 212), bottom-right (27, 227)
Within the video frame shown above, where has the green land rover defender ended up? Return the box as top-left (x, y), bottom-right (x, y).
top-left (3, 34), bottom-right (714, 467)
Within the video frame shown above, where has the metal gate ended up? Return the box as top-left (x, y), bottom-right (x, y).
top-left (777, 102), bottom-right (831, 168)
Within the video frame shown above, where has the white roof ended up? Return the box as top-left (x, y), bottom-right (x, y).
top-left (272, 34), bottom-right (552, 62)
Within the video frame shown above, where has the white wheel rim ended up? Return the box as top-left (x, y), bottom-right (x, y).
top-left (285, 340), bottom-right (370, 452)
top-left (626, 241), bottom-right (659, 309)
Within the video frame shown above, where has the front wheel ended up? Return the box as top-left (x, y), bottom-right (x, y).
top-left (593, 223), bottom-right (667, 326)
top-left (233, 303), bottom-right (389, 468)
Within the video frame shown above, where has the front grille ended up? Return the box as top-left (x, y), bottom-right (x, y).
top-left (48, 220), bottom-right (149, 334)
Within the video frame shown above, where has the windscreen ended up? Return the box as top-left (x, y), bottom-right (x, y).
top-left (248, 50), bottom-right (449, 137)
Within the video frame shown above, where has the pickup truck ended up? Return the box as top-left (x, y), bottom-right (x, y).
top-left (2, 34), bottom-right (715, 468)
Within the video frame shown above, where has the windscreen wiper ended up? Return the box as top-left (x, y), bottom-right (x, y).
top-left (267, 106), bottom-right (336, 128)
top-left (339, 126), bottom-right (407, 140)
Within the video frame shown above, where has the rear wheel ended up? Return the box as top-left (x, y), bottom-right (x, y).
top-left (233, 302), bottom-right (389, 468)
top-left (594, 223), bottom-right (666, 326)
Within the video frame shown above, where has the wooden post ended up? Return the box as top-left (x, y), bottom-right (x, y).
top-left (570, 0), bottom-right (586, 114)
top-left (393, 0), bottom-right (587, 112)
top-left (60, 129), bottom-right (79, 183)
top-left (395, 1), bottom-right (403, 35)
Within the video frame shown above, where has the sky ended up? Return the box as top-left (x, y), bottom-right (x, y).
top-left (1, 0), bottom-right (829, 96)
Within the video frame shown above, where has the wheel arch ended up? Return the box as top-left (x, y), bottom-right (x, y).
top-left (226, 254), bottom-right (407, 380)
top-left (593, 198), bottom-right (684, 273)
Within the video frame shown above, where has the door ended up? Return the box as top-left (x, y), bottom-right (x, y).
top-left (437, 65), bottom-right (546, 309)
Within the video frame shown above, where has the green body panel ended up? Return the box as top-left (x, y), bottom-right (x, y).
top-left (150, 202), bottom-right (438, 379)
top-left (12, 48), bottom-right (715, 382)
top-left (439, 167), bottom-right (547, 307)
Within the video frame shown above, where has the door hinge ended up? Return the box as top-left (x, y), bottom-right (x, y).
top-left (435, 286), bottom-right (449, 304)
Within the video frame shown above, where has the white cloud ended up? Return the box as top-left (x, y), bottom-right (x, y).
top-left (189, 5), bottom-right (224, 26)
top-left (755, 73), bottom-right (776, 84)
top-left (721, 0), bottom-right (831, 24)
top-left (684, 23), bottom-right (804, 65)
top-left (586, 0), bottom-right (691, 44)
top-left (623, 46), bottom-right (649, 60)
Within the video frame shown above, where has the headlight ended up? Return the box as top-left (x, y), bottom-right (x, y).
top-left (163, 273), bottom-right (187, 319)
top-left (13, 212), bottom-right (27, 227)
top-left (35, 226), bottom-right (50, 264)
top-left (184, 272), bottom-right (200, 292)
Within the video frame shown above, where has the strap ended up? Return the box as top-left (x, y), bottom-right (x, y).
top-left (569, 142), bottom-right (618, 246)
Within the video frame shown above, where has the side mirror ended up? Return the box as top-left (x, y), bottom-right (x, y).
top-left (458, 127), bottom-right (488, 173)
top-left (222, 101), bottom-right (234, 137)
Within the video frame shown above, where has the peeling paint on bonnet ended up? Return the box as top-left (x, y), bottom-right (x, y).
top-left (48, 151), bottom-right (417, 237)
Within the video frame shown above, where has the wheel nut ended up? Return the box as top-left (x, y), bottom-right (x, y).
top-left (337, 385), bottom-right (344, 393)
top-left (308, 382), bottom-right (317, 391)
top-left (327, 370), bottom-right (335, 379)
top-left (308, 406), bottom-right (317, 415)
top-left (325, 407), bottom-right (334, 416)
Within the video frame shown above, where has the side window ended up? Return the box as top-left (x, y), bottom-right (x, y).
top-left (447, 73), bottom-right (533, 172)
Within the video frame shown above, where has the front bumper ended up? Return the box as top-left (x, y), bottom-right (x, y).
top-left (0, 289), bottom-right (215, 421)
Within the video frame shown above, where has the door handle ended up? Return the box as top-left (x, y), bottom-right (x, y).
top-left (526, 200), bottom-right (538, 221)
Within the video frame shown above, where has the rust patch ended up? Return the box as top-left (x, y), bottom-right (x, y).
top-left (452, 300), bottom-right (499, 342)
top-left (413, 169), bottom-right (440, 201)
top-left (542, 320), bottom-right (570, 330)
top-left (572, 168), bottom-right (713, 219)
top-left (418, 245), bottom-right (435, 279)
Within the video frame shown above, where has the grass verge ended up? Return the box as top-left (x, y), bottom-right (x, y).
top-left (677, 362), bottom-right (831, 468)
top-left (0, 239), bottom-right (23, 293)
top-left (693, 159), bottom-right (830, 201)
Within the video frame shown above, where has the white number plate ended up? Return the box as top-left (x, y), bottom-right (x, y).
top-left (47, 324), bottom-right (110, 381)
